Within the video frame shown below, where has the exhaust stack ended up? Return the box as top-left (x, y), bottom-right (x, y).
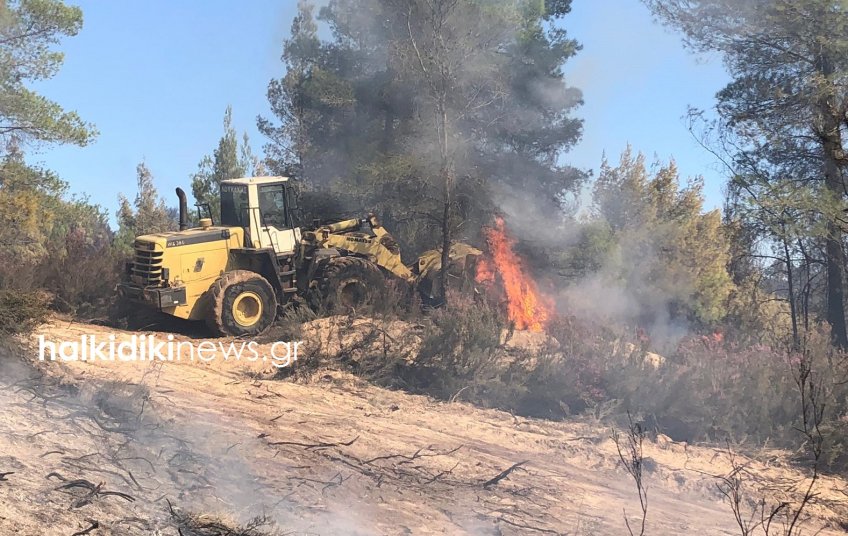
top-left (176, 187), bottom-right (188, 231)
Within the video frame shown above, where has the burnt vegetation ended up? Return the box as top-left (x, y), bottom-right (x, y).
top-left (5, 0), bottom-right (848, 534)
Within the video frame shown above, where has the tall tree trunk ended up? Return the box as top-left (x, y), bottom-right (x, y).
top-left (438, 102), bottom-right (452, 302)
top-left (782, 228), bottom-right (799, 350)
top-left (799, 238), bottom-right (812, 332)
top-left (439, 167), bottom-right (452, 300)
top-left (824, 167), bottom-right (847, 348)
top-left (818, 51), bottom-right (848, 348)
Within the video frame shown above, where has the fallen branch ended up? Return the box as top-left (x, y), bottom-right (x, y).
top-left (267, 435), bottom-right (359, 450)
top-left (70, 520), bottom-right (99, 536)
top-left (62, 463), bottom-right (140, 491)
top-left (270, 411), bottom-right (291, 422)
top-left (497, 516), bottom-right (562, 535)
top-left (423, 462), bottom-right (460, 485)
top-left (363, 445), bottom-right (462, 465)
top-left (55, 479), bottom-right (135, 509)
top-left (0, 471), bottom-right (13, 481)
top-left (482, 461), bottom-right (528, 489)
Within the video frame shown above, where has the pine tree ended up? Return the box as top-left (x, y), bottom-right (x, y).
top-left (261, 0), bottom-right (585, 263)
top-left (587, 147), bottom-right (735, 329)
top-left (117, 162), bottom-right (176, 250)
top-left (644, 0), bottom-right (848, 346)
top-left (191, 106), bottom-right (254, 223)
top-left (0, 0), bottom-right (96, 153)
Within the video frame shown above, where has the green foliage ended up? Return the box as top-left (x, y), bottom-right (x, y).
top-left (191, 106), bottom-right (260, 223)
top-left (565, 146), bottom-right (735, 329)
top-left (645, 0), bottom-right (848, 347)
top-left (116, 161), bottom-right (177, 251)
top-left (0, 149), bottom-right (68, 263)
top-left (0, 0), bottom-right (96, 151)
top-left (261, 0), bottom-right (585, 256)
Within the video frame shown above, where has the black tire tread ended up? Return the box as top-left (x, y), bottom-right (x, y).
top-left (313, 257), bottom-right (384, 312)
top-left (206, 270), bottom-right (277, 337)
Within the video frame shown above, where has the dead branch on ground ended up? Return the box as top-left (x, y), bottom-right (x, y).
top-left (482, 460), bottom-right (528, 490)
top-left (48, 472), bottom-right (135, 509)
top-left (266, 435), bottom-right (359, 450)
top-left (69, 520), bottom-right (99, 536)
top-left (363, 445), bottom-right (463, 465)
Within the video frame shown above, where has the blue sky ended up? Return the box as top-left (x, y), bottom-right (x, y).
top-left (33, 0), bottom-right (730, 223)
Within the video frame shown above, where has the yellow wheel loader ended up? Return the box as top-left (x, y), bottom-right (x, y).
top-left (117, 176), bottom-right (481, 337)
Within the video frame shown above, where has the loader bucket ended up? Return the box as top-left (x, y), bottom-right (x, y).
top-left (414, 243), bottom-right (483, 303)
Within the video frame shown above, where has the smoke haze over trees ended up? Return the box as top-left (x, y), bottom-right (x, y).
top-left (8, 0), bottom-right (848, 496)
top-left (644, 0), bottom-right (848, 349)
top-left (259, 0), bottom-right (586, 261)
top-left (1, 0), bottom-right (845, 349)
top-left (2, 0), bottom-right (847, 350)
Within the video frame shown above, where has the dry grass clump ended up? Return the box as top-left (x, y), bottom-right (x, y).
top-left (170, 506), bottom-right (280, 536)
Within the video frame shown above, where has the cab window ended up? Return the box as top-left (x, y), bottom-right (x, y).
top-left (258, 184), bottom-right (288, 229)
top-left (220, 184), bottom-right (248, 227)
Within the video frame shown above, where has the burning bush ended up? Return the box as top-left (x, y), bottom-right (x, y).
top-left (476, 217), bottom-right (556, 332)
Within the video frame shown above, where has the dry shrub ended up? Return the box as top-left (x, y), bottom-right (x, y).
top-left (499, 316), bottom-right (608, 419)
top-left (387, 289), bottom-right (505, 399)
top-left (37, 230), bottom-right (126, 318)
top-left (170, 507), bottom-right (279, 536)
top-left (339, 292), bottom-right (610, 419)
top-left (269, 281), bottom-right (422, 381)
top-left (0, 289), bottom-right (51, 335)
top-left (268, 289), bottom-right (612, 419)
top-left (602, 324), bottom-right (848, 453)
top-left (0, 229), bottom-right (126, 323)
top-left (605, 334), bottom-right (798, 444)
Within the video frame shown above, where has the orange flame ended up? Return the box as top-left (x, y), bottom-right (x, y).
top-left (476, 217), bottom-right (555, 331)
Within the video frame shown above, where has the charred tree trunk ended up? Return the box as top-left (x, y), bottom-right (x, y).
top-left (438, 103), bottom-right (452, 301)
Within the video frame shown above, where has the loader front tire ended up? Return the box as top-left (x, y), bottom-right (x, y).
top-left (314, 257), bottom-right (384, 313)
top-left (206, 270), bottom-right (277, 337)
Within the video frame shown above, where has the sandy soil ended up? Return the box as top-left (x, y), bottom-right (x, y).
top-left (0, 319), bottom-right (846, 535)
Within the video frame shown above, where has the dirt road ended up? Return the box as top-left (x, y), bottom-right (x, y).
top-left (1, 320), bottom-right (846, 535)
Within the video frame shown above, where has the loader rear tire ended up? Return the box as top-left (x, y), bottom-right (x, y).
top-left (206, 270), bottom-right (277, 337)
top-left (313, 257), bottom-right (384, 313)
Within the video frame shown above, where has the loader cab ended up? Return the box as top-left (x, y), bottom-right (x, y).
top-left (220, 176), bottom-right (301, 256)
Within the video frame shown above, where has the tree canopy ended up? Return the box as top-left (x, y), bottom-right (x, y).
top-left (0, 0), bottom-right (96, 152)
top-left (260, 0), bottom-right (586, 259)
top-left (192, 106), bottom-right (261, 223)
top-left (645, 0), bottom-right (848, 347)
